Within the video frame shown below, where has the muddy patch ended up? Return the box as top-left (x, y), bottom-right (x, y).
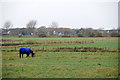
top-left (82, 68), bottom-right (118, 77)
top-left (2, 47), bottom-right (119, 52)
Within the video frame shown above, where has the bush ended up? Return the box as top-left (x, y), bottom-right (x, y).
top-left (110, 32), bottom-right (120, 37)
top-left (25, 40), bottom-right (38, 44)
top-left (38, 34), bottom-right (47, 37)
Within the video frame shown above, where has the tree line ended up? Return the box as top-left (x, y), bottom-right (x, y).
top-left (1, 20), bottom-right (120, 37)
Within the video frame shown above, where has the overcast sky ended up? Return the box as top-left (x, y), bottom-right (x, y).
top-left (0, 0), bottom-right (119, 29)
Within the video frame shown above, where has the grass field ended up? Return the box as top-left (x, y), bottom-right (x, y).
top-left (2, 37), bottom-right (119, 78)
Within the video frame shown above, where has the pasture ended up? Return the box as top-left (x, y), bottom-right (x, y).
top-left (2, 37), bottom-right (119, 78)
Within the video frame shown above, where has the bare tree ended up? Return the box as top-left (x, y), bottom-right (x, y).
top-left (50, 21), bottom-right (58, 28)
top-left (26, 20), bottom-right (37, 29)
top-left (26, 20), bottom-right (37, 35)
top-left (3, 21), bottom-right (13, 35)
top-left (48, 21), bottom-right (58, 35)
top-left (3, 21), bottom-right (13, 29)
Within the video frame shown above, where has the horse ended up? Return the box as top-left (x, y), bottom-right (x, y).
top-left (19, 48), bottom-right (35, 58)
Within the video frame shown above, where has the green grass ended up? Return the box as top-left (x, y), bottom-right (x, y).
top-left (2, 37), bottom-right (119, 78)
top-left (2, 37), bottom-right (119, 50)
top-left (3, 52), bottom-right (118, 78)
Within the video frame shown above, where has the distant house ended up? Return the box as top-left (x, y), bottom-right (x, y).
top-left (2, 29), bottom-right (8, 35)
top-left (9, 29), bottom-right (20, 35)
top-left (108, 30), bottom-right (118, 33)
top-left (2, 28), bottom-right (20, 36)
top-left (54, 28), bottom-right (74, 36)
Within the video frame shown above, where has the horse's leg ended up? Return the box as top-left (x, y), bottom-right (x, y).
top-left (31, 53), bottom-right (34, 57)
top-left (19, 50), bottom-right (21, 58)
top-left (26, 54), bottom-right (29, 57)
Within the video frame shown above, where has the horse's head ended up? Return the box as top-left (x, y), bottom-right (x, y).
top-left (32, 52), bottom-right (35, 57)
